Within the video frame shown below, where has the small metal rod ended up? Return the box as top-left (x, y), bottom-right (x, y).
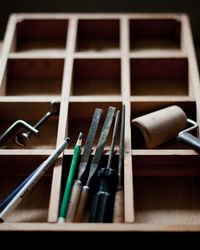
top-left (0, 120), bottom-right (39, 146)
top-left (118, 105), bottom-right (125, 186)
top-left (21, 111), bottom-right (51, 140)
top-left (178, 118), bottom-right (198, 137)
top-left (106, 110), bottom-right (120, 169)
top-left (15, 101), bottom-right (60, 146)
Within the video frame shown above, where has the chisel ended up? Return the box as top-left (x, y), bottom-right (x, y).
top-left (74, 106), bottom-right (116, 222)
top-left (65, 108), bottom-right (102, 222)
top-left (89, 110), bottom-right (120, 222)
top-left (113, 104), bottom-right (125, 223)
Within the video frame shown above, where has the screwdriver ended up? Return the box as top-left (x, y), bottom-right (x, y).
top-left (89, 110), bottom-right (120, 222)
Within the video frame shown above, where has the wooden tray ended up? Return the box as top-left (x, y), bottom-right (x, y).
top-left (0, 13), bottom-right (200, 233)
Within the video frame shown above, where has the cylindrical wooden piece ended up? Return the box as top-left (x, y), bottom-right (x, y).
top-left (65, 180), bottom-right (82, 222)
top-left (74, 186), bottom-right (89, 222)
top-left (112, 186), bottom-right (124, 223)
top-left (132, 105), bottom-right (188, 149)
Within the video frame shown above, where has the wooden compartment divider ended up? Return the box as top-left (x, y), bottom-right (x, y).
top-left (0, 13), bottom-right (200, 233)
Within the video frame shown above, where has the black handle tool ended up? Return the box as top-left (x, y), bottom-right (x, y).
top-left (89, 110), bottom-right (120, 222)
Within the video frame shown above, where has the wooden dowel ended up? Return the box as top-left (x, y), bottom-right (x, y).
top-left (112, 186), bottom-right (124, 223)
top-left (74, 186), bottom-right (89, 222)
top-left (65, 180), bottom-right (82, 222)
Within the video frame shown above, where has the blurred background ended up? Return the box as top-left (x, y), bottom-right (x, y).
top-left (0, 0), bottom-right (199, 67)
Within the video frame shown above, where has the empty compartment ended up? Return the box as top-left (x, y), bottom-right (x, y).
top-left (12, 19), bottom-right (68, 52)
top-left (61, 154), bottom-right (119, 222)
top-left (0, 155), bottom-right (53, 222)
top-left (71, 58), bottom-right (121, 96)
top-left (134, 176), bottom-right (200, 224)
top-left (130, 19), bottom-right (181, 51)
top-left (130, 58), bottom-right (188, 96)
top-left (131, 101), bottom-right (197, 149)
top-left (0, 102), bottom-right (59, 149)
top-left (1, 58), bottom-right (64, 96)
top-left (76, 19), bottom-right (120, 52)
top-left (66, 102), bottom-right (121, 148)
top-left (133, 153), bottom-right (200, 176)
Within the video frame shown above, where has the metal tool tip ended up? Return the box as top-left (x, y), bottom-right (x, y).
top-left (65, 137), bottom-right (70, 143)
top-left (109, 106), bottom-right (116, 110)
top-left (78, 132), bottom-right (83, 140)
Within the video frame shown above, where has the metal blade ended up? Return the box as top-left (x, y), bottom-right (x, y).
top-left (77, 108), bottom-right (103, 180)
top-left (118, 104), bottom-right (125, 186)
top-left (106, 110), bottom-right (120, 169)
top-left (86, 106), bottom-right (116, 186)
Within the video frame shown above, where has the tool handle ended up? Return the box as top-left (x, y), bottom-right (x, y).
top-left (58, 145), bottom-right (81, 222)
top-left (74, 186), bottom-right (89, 222)
top-left (89, 168), bottom-right (117, 223)
top-left (177, 132), bottom-right (200, 152)
top-left (112, 186), bottom-right (124, 223)
top-left (65, 180), bottom-right (82, 222)
top-left (89, 186), bottom-right (112, 223)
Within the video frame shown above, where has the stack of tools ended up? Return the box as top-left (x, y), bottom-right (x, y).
top-left (58, 105), bottom-right (125, 223)
top-left (0, 104), bottom-right (125, 223)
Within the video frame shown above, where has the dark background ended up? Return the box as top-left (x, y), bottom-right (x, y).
top-left (0, 0), bottom-right (200, 68)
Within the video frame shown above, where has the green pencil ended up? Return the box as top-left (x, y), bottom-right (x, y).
top-left (58, 132), bottom-right (83, 223)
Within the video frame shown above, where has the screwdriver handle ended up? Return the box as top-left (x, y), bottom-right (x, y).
top-left (89, 168), bottom-right (118, 223)
top-left (112, 186), bottom-right (124, 223)
top-left (65, 180), bottom-right (82, 222)
top-left (74, 186), bottom-right (89, 222)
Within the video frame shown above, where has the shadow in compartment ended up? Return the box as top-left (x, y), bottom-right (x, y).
top-left (71, 58), bottom-right (121, 96)
top-left (0, 155), bottom-right (53, 222)
top-left (0, 102), bottom-right (59, 149)
top-left (134, 176), bottom-right (200, 224)
top-left (3, 58), bottom-right (64, 96)
top-left (76, 19), bottom-right (120, 52)
top-left (13, 19), bottom-right (68, 52)
top-left (130, 18), bottom-right (181, 51)
top-left (130, 58), bottom-right (188, 96)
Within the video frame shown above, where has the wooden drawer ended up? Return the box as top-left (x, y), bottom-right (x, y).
top-left (0, 13), bottom-right (200, 233)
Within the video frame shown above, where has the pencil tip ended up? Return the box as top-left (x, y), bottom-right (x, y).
top-left (76, 132), bottom-right (83, 146)
top-left (78, 132), bottom-right (83, 140)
